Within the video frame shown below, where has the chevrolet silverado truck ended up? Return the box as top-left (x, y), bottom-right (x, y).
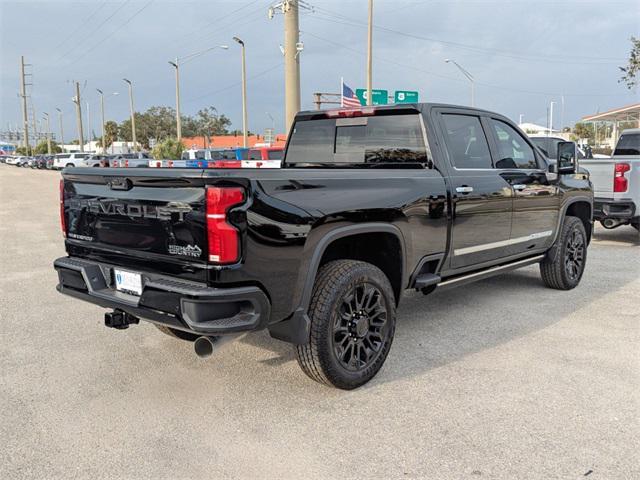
top-left (54, 104), bottom-right (593, 389)
top-left (581, 128), bottom-right (639, 232)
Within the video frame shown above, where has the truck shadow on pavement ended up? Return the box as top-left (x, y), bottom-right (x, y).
top-left (238, 260), bottom-right (634, 388)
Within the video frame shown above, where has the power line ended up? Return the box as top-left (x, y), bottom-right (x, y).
top-left (306, 5), bottom-right (625, 65)
top-left (302, 29), bottom-right (631, 98)
top-left (66, 0), bottom-right (156, 68)
top-left (51, 2), bottom-right (109, 53)
top-left (56, 1), bottom-right (133, 63)
top-left (184, 63), bottom-right (282, 105)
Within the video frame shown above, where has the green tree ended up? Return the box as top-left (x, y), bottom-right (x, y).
top-left (33, 141), bottom-right (62, 154)
top-left (619, 36), bottom-right (640, 89)
top-left (151, 137), bottom-right (185, 159)
top-left (572, 123), bottom-right (594, 142)
top-left (15, 146), bottom-right (33, 155)
top-left (96, 121), bottom-right (119, 151)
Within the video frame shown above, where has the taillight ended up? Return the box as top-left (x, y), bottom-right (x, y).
top-left (59, 179), bottom-right (66, 237)
top-left (124, 160), bottom-right (129, 168)
top-left (206, 187), bottom-right (244, 264)
top-left (614, 163), bottom-right (631, 192)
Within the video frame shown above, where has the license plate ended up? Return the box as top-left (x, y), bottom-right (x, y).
top-left (114, 269), bottom-right (142, 296)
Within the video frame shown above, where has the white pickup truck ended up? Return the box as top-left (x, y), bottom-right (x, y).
top-left (581, 128), bottom-right (639, 232)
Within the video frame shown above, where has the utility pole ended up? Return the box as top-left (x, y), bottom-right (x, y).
top-left (73, 82), bottom-right (85, 151)
top-left (366, 0), bottom-right (373, 106)
top-left (284, 0), bottom-right (300, 131)
top-left (19, 56), bottom-right (30, 152)
top-left (233, 37), bottom-right (248, 147)
top-left (96, 89), bottom-right (106, 153)
top-left (56, 108), bottom-right (64, 150)
top-left (549, 101), bottom-right (555, 135)
top-left (43, 112), bottom-right (52, 154)
top-left (123, 79), bottom-right (137, 151)
top-left (169, 59), bottom-right (182, 141)
top-left (519, 114), bottom-right (524, 125)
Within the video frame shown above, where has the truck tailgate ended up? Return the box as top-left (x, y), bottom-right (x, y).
top-left (582, 158), bottom-right (614, 196)
top-left (62, 169), bottom-right (210, 281)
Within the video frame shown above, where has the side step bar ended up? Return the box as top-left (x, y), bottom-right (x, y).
top-left (437, 255), bottom-right (545, 291)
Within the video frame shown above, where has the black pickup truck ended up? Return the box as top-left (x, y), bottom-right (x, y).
top-left (55, 103), bottom-right (593, 389)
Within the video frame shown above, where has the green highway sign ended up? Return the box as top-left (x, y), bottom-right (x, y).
top-left (355, 88), bottom-right (388, 106)
top-left (394, 90), bottom-right (419, 103)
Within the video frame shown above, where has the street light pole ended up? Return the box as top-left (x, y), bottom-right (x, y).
top-left (123, 79), bottom-right (137, 151)
top-left (43, 112), bottom-right (52, 154)
top-left (169, 45), bottom-right (228, 142)
top-left (96, 89), bottom-right (106, 153)
top-left (366, 0), bottom-right (373, 106)
top-left (169, 59), bottom-right (182, 141)
top-left (445, 59), bottom-right (475, 107)
top-left (55, 108), bottom-right (64, 150)
top-left (233, 36), bottom-right (248, 148)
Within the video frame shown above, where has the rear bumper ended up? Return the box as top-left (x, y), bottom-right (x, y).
top-left (593, 197), bottom-right (637, 221)
top-left (54, 256), bottom-right (270, 335)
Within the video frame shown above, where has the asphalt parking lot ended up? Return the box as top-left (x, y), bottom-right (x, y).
top-left (1, 165), bottom-right (638, 480)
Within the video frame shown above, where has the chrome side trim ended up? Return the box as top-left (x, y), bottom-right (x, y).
top-left (454, 230), bottom-right (553, 256)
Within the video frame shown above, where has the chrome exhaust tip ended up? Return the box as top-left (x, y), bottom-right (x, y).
top-left (193, 335), bottom-right (238, 358)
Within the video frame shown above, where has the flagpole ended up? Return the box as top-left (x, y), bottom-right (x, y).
top-left (340, 76), bottom-right (344, 108)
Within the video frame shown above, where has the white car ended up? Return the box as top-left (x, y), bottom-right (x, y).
top-left (5, 156), bottom-right (22, 166)
top-left (52, 153), bottom-right (90, 169)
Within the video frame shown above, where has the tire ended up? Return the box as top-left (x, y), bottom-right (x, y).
top-left (295, 260), bottom-right (397, 390)
top-left (540, 216), bottom-right (587, 290)
top-left (154, 324), bottom-right (200, 342)
top-left (65, 163), bottom-right (74, 168)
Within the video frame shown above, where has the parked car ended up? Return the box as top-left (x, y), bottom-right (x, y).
top-left (82, 154), bottom-right (109, 167)
top-left (181, 148), bottom-right (249, 167)
top-left (109, 152), bottom-right (151, 168)
top-left (27, 157), bottom-right (39, 168)
top-left (54, 103), bottom-right (593, 389)
top-left (247, 146), bottom-right (284, 161)
top-left (5, 156), bottom-right (21, 166)
top-left (52, 153), bottom-right (91, 169)
top-left (529, 135), bottom-right (609, 160)
top-left (148, 159), bottom-right (188, 168)
top-left (581, 128), bottom-right (639, 232)
top-left (18, 156), bottom-right (31, 167)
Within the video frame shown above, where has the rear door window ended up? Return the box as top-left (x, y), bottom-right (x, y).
top-left (441, 114), bottom-right (492, 169)
top-left (221, 150), bottom-right (237, 160)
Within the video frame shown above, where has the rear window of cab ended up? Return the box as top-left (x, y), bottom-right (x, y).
top-left (286, 114), bottom-right (428, 166)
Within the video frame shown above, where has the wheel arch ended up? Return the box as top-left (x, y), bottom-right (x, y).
top-left (563, 198), bottom-right (593, 243)
top-left (268, 223), bottom-right (406, 345)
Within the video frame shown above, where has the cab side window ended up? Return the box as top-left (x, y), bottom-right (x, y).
top-left (490, 119), bottom-right (538, 169)
top-left (441, 114), bottom-right (492, 169)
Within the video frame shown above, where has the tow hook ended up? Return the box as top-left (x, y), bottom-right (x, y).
top-left (104, 309), bottom-right (140, 330)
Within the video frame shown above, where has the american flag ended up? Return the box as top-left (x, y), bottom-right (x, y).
top-left (341, 81), bottom-right (362, 108)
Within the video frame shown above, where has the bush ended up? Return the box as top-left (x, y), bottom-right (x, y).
top-left (152, 138), bottom-right (185, 160)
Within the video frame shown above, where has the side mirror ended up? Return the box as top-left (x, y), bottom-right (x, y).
top-left (556, 141), bottom-right (577, 174)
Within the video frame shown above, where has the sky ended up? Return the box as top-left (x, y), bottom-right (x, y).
top-left (1, 0), bottom-right (639, 140)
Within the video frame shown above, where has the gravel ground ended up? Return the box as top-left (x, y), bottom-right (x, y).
top-left (1, 165), bottom-right (638, 480)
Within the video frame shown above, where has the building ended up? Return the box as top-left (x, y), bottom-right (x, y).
top-left (517, 122), bottom-right (560, 135)
top-left (180, 134), bottom-right (287, 150)
top-left (582, 103), bottom-right (640, 148)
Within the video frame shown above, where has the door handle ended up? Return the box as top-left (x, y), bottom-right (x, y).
top-left (512, 184), bottom-right (527, 191)
top-left (455, 186), bottom-right (474, 194)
